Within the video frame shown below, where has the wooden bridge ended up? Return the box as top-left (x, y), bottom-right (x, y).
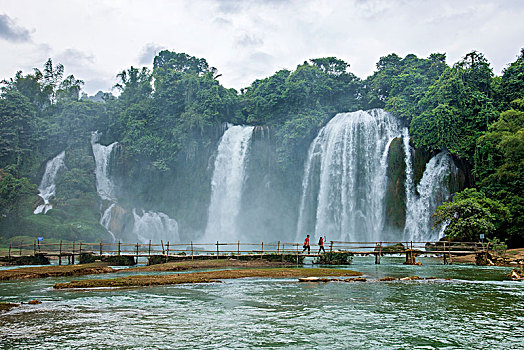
top-left (1, 240), bottom-right (490, 266)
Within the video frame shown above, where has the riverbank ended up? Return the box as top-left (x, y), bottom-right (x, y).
top-left (0, 259), bottom-right (298, 281)
top-left (54, 268), bottom-right (362, 289)
top-left (452, 248), bottom-right (524, 266)
top-left (0, 262), bottom-right (114, 281)
top-left (127, 258), bottom-right (295, 272)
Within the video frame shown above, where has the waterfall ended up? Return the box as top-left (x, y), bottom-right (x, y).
top-left (91, 131), bottom-right (117, 201)
top-left (132, 209), bottom-right (180, 244)
top-left (34, 151), bottom-right (66, 214)
top-left (402, 127), bottom-right (415, 230)
top-left (203, 125), bottom-right (255, 242)
top-left (296, 109), bottom-right (403, 242)
top-left (403, 151), bottom-right (458, 242)
top-left (91, 131), bottom-right (118, 241)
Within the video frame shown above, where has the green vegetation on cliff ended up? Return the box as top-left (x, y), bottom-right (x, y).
top-left (0, 48), bottom-right (523, 246)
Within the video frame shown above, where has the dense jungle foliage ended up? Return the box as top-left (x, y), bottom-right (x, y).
top-left (0, 48), bottom-right (523, 246)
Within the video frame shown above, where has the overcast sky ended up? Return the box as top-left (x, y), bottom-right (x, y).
top-left (1, 0), bottom-right (523, 95)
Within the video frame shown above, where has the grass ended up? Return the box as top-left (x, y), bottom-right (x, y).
top-left (54, 268), bottom-right (362, 289)
top-left (0, 262), bottom-right (114, 281)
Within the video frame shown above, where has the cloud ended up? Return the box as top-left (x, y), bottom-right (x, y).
top-left (57, 48), bottom-right (95, 66)
top-left (235, 33), bottom-right (263, 47)
top-left (138, 43), bottom-right (166, 65)
top-left (0, 14), bottom-right (32, 43)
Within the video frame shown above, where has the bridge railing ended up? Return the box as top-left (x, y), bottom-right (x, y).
top-left (4, 240), bottom-right (487, 259)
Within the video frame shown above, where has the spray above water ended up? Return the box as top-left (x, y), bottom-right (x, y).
top-left (34, 151), bottom-right (66, 214)
top-left (203, 125), bottom-right (255, 242)
top-left (132, 209), bottom-right (180, 244)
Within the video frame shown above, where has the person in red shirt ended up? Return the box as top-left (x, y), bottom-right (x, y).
top-left (318, 236), bottom-right (326, 254)
top-left (302, 235), bottom-right (310, 254)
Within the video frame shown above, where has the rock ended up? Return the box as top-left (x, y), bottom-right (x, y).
top-left (510, 269), bottom-right (524, 281)
top-left (379, 276), bottom-right (398, 281)
top-left (299, 277), bottom-right (322, 282)
top-left (345, 277), bottom-right (367, 282)
top-left (401, 276), bottom-right (422, 281)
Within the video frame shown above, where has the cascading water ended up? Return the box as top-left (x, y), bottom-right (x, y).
top-left (91, 131), bottom-right (117, 201)
top-left (203, 125), bottom-right (255, 242)
top-left (296, 110), bottom-right (403, 242)
top-left (91, 131), bottom-right (118, 240)
top-left (403, 151), bottom-right (458, 242)
top-left (132, 209), bottom-right (180, 244)
top-left (34, 151), bottom-right (66, 214)
top-left (100, 203), bottom-right (117, 241)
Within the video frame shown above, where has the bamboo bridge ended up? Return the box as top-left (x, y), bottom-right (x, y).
top-left (1, 240), bottom-right (490, 266)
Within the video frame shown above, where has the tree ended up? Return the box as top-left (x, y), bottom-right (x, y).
top-left (363, 53), bottom-right (447, 119)
top-left (410, 51), bottom-right (498, 160)
top-left (498, 48), bottom-right (524, 109)
top-left (0, 90), bottom-right (35, 166)
top-left (434, 188), bottom-right (510, 242)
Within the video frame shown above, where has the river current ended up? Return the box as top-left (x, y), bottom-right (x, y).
top-left (1, 258), bottom-right (523, 349)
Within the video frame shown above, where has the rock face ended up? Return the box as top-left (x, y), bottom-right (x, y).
top-left (108, 204), bottom-right (132, 238)
top-left (385, 137), bottom-right (407, 230)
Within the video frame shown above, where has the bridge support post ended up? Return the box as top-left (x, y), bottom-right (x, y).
top-left (405, 249), bottom-right (416, 265)
top-left (59, 240), bottom-right (62, 266)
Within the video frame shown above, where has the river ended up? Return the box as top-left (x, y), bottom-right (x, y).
top-left (1, 257), bottom-right (523, 349)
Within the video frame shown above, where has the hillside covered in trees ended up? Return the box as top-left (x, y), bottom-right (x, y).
top-left (0, 49), bottom-right (522, 246)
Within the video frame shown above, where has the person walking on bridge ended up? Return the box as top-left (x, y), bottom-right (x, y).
top-left (318, 236), bottom-right (326, 254)
top-left (302, 235), bottom-right (310, 254)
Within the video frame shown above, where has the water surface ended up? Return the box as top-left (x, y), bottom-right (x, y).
top-left (1, 257), bottom-right (522, 349)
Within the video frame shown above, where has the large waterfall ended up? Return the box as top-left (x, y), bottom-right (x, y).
top-left (203, 125), bottom-right (255, 242)
top-left (296, 109), bottom-right (457, 242)
top-left (403, 151), bottom-right (458, 242)
top-left (34, 151), bottom-right (66, 214)
top-left (296, 110), bottom-right (403, 242)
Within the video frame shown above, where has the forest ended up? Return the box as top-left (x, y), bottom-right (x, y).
top-left (0, 48), bottom-right (522, 247)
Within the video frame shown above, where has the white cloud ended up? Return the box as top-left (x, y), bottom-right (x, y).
top-left (0, 0), bottom-right (522, 95)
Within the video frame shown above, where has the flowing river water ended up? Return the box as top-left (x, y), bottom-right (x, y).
top-left (1, 258), bottom-right (523, 349)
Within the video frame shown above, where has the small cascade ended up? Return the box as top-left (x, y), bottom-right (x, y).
top-left (34, 151), bottom-right (66, 214)
top-left (296, 109), bottom-right (403, 242)
top-left (403, 151), bottom-right (458, 242)
top-left (203, 125), bottom-right (255, 242)
top-left (91, 131), bottom-right (117, 201)
top-left (100, 203), bottom-right (117, 241)
top-left (132, 209), bottom-right (180, 244)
